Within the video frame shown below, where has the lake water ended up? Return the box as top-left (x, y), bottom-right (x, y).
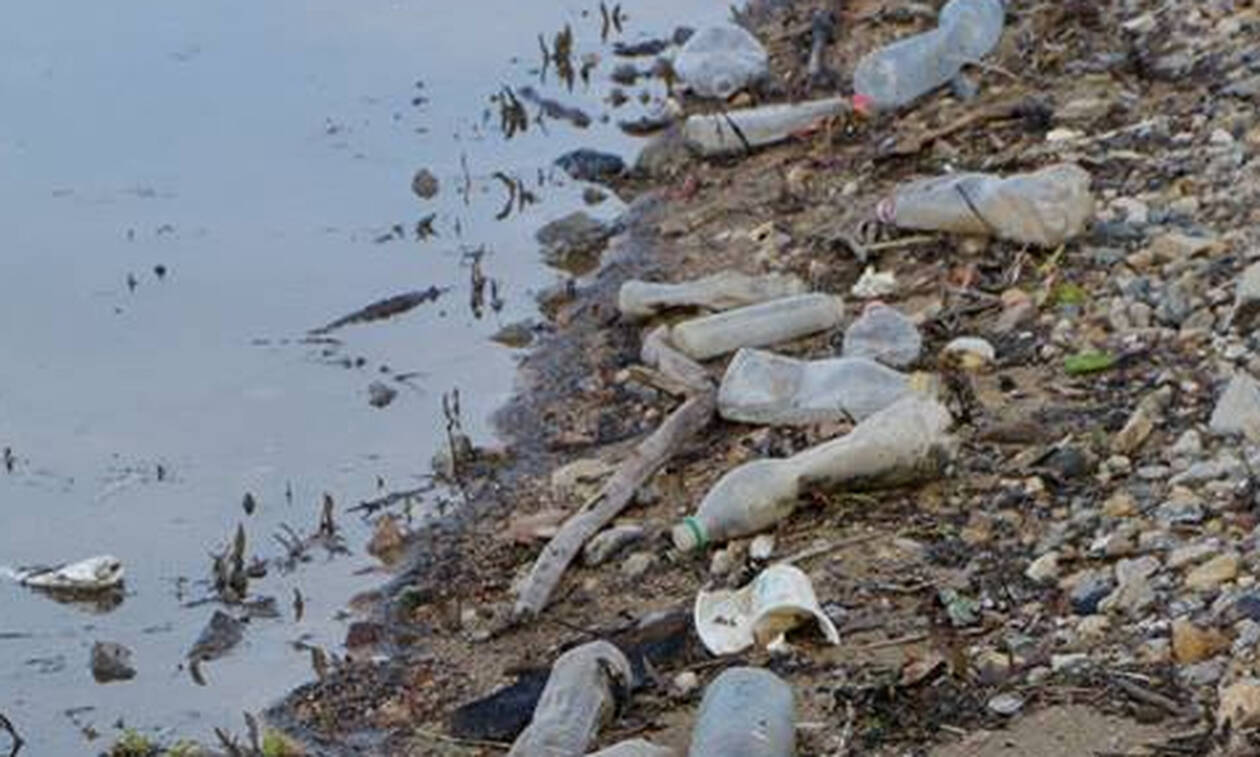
top-left (0, 0), bottom-right (724, 751)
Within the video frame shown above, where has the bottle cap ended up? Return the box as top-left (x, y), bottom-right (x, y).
top-left (671, 517), bottom-right (707, 552)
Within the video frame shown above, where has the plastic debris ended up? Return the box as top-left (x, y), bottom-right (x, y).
top-left (670, 294), bottom-right (846, 361)
top-left (694, 564), bottom-right (839, 655)
top-left (673, 24), bottom-right (769, 99)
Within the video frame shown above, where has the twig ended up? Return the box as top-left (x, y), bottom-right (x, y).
top-left (413, 727), bottom-right (511, 751)
top-left (1112, 677), bottom-right (1199, 719)
top-left (0, 711), bottom-right (23, 757)
top-left (777, 531), bottom-right (895, 565)
top-left (860, 632), bottom-right (928, 650)
top-left (625, 365), bottom-right (692, 399)
top-left (513, 329), bottom-right (715, 621)
top-left (863, 235), bottom-right (937, 252)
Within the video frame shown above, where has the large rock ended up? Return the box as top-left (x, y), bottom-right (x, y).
top-left (673, 24), bottom-right (769, 99)
top-left (1210, 373), bottom-right (1260, 442)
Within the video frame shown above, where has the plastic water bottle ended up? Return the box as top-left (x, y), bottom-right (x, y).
top-left (852, 0), bottom-right (1004, 111)
top-left (879, 162), bottom-right (1094, 248)
top-left (688, 667), bottom-right (795, 757)
top-left (589, 738), bottom-right (677, 756)
top-left (672, 394), bottom-right (952, 551)
top-left (618, 271), bottom-right (806, 318)
top-left (717, 348), bottom-right (911, 426)
top-left (681, 98), bottom-right (851, 157)
top-left (670, 294), bottom-right (846, 361)
top-left (508, 641), bottom-right (632, 757)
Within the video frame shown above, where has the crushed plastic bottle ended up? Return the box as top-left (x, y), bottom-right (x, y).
top-left (618, 271), bottom-right (806, 318)
top-left (717, 348), bottom-right (911, 426)
top-left (673, 24), bottom-right (770, 99)
top-left (673, 394), bottom-right (953, 551)
top-left (852, 0), bottom-right (1004, 111)
top-left (508, 640), bottom-right (633, 757)
top-left (688, 667), bottom-right (795, 757)
top-left (682, 97), bottom-right (850, 157)
top-left (841, 303), bottom-right (922, 368)
top-left (670, 293), bottom-right (846, 361)
top-left (878, 162), bottom-right (1094, 247)
top-left (589, 738), bottom-right (677, 757)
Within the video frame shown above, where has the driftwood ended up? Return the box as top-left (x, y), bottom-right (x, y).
top-left (512, 327), bottom-right (715, 621)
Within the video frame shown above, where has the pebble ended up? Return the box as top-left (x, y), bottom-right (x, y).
top-left (1076, 614), bottom-right (1111, 642)
top-left (1112, 386), bottom-right (1172, 454)
top-left (1218, 679), bottom-right (1260, 728)
top-left (672, 671), bottom-right (700, 696)
top-left (1234, 619), bottom-right (1260, 655)
top-left (748, 534), bottom-right (775, 561)
top-left (1210, 373), bottom-right (1260, 442)
top-left (1100, 575), bottom-right (1155, 616)
top-left (1155, 489), bottom-right (1205, 526)
top-left (1069, 570), bottom-right (1114, 615)
top-left (1024, 551), bottom-right (1060, 584)
top-left (1179, 658), bottom-right (1225, 687)
top-left (1171, 617), bottom-right (1229, 664)
top-left (1184, 552), bottom-right (1240, 592)
top-left (941, 337), bottom-right (996, 371)
top-left (1168, 541), bottom-right (1220, 570)
top-left (1050, 653), bottom-right (1090, 673)
top-left (1234, 593), bottom-right (1260, 623)
top-left (842, 303), bottom-right (922, 368)
top-left (90, 641), bottom-right (136, 683)
top-left (987, 692), bottom-right (1024, 716)
top-left (1230, 261), bottom-right (1260, 329)
top-left (411, 167), bottom-right (439, 199)
top-left (621, 551), bottom-right (656, 578)
top-left (1102, 490), bottom-right (1138, 517)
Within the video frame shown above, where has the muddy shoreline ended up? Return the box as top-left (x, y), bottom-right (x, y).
top-left (253, 0), bottom-right (1260, 754)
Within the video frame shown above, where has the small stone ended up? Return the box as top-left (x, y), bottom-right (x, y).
top-left (850, 266), bottom-right (897, 299)
top-left (1168, 541), bottom-right (1220, 570)
top-left (1171, 617), bottom-right (1229, 664)
top-left (987, 692), bottom-right (1024, 716)
top-left (554, 149), bottom-right (625, 183)
top-left (551, 458), bottom-right (615, 499)
top-left (1043, 445), bottom-right (1091, 480)
top-left (673, 670), bottom-right (700, 696)
top-left (91, 641), bottom-right (136, 683)
top-left (1111, 386), bottom-right (1172, 454)
top-left (1069, 570), bottom-right (1114, 615)
top-left (367, 514), bottom-right (406, 560)
top-left (368, 381), bottom-right (398, 408)
top-left (1155, 488), bottom-right (1205, 526)
top-left (1179, 658), bottom-right (1225, 687)
top-left (1025, 552), bottom-right (1060, 584)
top-left (1077, 614), bottom-right (1111, 642)
top-left (1184, 552), bottom-right (1239, 592)
top-left (748, 534), bottom-right (775, 561)
top-left (1234, 619), bottom-right (1260, 654)
top-left (1050, 653), bottom-right (1090, 673)
top-left (1149, 232), bottom-right (1218, 262)
top-left (584, 524), bottom-right (647, 566)
top-left (1111, 197), bottom-right (1149, 226)
top-left (1231, 262), bottom-right (1260, 330)
top-left (1100, 575), bottom-right (1155, 616)
top-left (1234, 594), bottom-right (1260, 623)
top-left (842, 303), bottom-right (921, 368)
top-left (536, 212), bottom-right (614, 273)
top-left (1211, 373), bottom-right (1260, 443)
top-left (1218, 679), bottom-right (1260, 729)
top-left (621, 551), bottom-right (656, 578)
top-left (941, 337), bottom-right (996, 371)
top-left (411, 168), bottom-right (439, 199)
top-left (1166, 429), bottom-right (1204, 460)
top-left (1102, 490), bottom-right (1138, 517)
top-left (710, 546), bottom-right (738, 576)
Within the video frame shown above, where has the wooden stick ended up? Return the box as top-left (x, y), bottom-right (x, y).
top-left (513, 330), bottom-right (715, 621)
top-left (777, 531), bottom-right (895, 565)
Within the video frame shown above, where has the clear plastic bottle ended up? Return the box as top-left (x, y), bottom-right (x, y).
top-left (673, 394), bottom-right (952, 551)
top-left (688, 667), bottom-right (795, 757)
top-left (670, 294), bottom-right (846, 361)
top-left (681, 98), bottom-right (851, 157)
top-left (589, 738), bottom-right (677, 757)
top-left (618, 271), bottom-right (806, 318)
top-left (717, 348), bottom-right (911, 426)
top-left (852, 0), bottom-right (1004, 111)
top-left (879, 162), bottom-right (1094, 248)
top-left (508, 641), bottom-right (633, 757)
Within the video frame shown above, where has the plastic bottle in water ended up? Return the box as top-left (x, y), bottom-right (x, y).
top-left (618, 271), bottom-right (806, 318)
top-left (508, 641), bottom-right (632, 757)
top-left (852, 0), bottom-right (1004, 111)
top-left (688, 667), bottom-right (795, 757)
top-left (669, 294), bottom-right (846, 361)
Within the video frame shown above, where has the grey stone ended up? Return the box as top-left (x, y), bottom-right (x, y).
top-left (1179, 659), bottom-right (1225, 687)
top-left (1155, 496), bottom-right (1205, 526)
top-left (621, 551), bottom-right (656, 578)
top-left (1166, 429), bottom-right (1204, 460)
top-left (1211, 373), bottom-right (1260, 442)
top-left (536, 212), bottom-right (615, 272)
top-left (91, 641), bottom-right (136, 683)
top-left (1070, 570), bottom-right (1114, 615)
top-left (411, 168), bottom-right (439, 199)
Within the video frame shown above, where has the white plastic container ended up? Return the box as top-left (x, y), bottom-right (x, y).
top-left (618, 271), bottom-right (806, 318)
top-left (852, 0), bottom-right (1004, 111)
top-left (673, 395), bottom-right (953, 551)
top-left (717, 348), bottom-right (911, 425)
top-left (670, 294), bottom-right (845, 361)
top-left (880, 162), bottom-right (1094, 247)
top-left (682, 98), bottom-right (850, 156)
top-left (688, 667), bottom-right (795, 757)
top-left (509, 641), bottom-right (633, 757)
top-left (694, 563), bottom-right (840, 655)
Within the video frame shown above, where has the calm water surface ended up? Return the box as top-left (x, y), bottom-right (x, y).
top-left (0, 0), bottom-right (724, 751)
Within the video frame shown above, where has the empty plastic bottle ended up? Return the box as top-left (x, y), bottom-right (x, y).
top-left (879, 162), bottom-right (1094, 248)
top-left (717, 348), bottom-right (911, 426)
top-left (673, 394), bottom-right (953, 551)
top-left (688, 667), bottom-right (795, 757)
top-left (852, 0), bottom-right (1004, 111)
top-left (589, 738), bottom-right (677, 757)
top-left (682, 98), bottom-right (851, 157)
top-left (618, 271), bottom-right (806, 318)
top-left (508, 641), bottom-right (633, 757)
top-left (670, 293), bottom-right (846, 361)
